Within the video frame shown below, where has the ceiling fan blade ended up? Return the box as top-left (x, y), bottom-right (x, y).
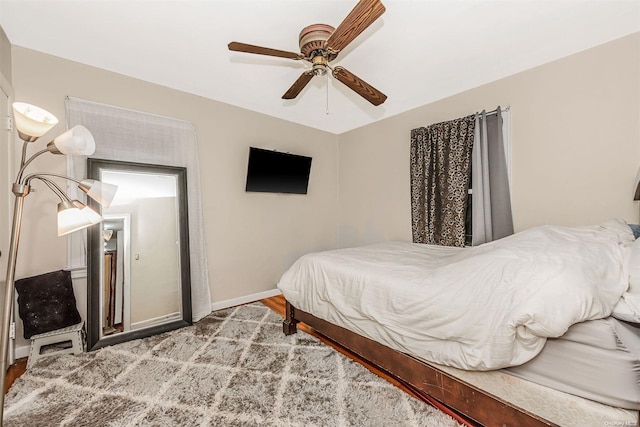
top-left (282, 71), bottom-right (315, 100)
top-left (332, 66), bottom-right (387, 106)
top-left (325, 0), bottom-right (385, 54)
top-left (228, 42), bottom-right (303, 60)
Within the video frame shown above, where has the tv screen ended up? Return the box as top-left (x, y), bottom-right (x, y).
top-left (245, 147), bottom-right (312, 194)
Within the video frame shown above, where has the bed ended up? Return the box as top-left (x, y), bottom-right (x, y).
top-left (277, 219), bottom-right (640, 426)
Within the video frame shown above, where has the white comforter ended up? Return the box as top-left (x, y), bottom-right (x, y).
top-left (277, 219), bottom-right (634, 370)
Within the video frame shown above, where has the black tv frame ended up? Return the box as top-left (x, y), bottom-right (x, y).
top-left (245, 147), bottom-right (312, 195)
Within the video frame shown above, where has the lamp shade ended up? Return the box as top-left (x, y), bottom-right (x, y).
top-left (103, 229), bottom-right (114, 241)
top-left (78, 179), bottom-right (118, 208)
top-left (47, 125), bottom-right (96, 155)
top-left (57, 201), bottom-right (94, 236)
top-left (12, 102), bottom-right (59, 139)
top-left (71, 200), bottom-right (103, 224)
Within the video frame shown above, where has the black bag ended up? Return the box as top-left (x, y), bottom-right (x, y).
top-left (14, 270), bottom-right (82, 339)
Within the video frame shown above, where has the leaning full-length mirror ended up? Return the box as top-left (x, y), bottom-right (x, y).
top-left (87, 159), bottom-right (192, 350)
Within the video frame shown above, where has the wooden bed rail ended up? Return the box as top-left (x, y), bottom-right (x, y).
top-left (283, 300), bottom-right (559, 427)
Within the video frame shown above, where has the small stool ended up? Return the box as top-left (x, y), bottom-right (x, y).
top-left (27, 322), bottom-right (85, 369)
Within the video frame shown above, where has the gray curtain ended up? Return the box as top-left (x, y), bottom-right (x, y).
top-left (472, 107), bottom-right (514, 245)
top-left (410, 115), bottom-right (475, 246)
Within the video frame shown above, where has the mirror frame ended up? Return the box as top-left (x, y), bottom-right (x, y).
top-left (86, 158), bottom-right (192, 351)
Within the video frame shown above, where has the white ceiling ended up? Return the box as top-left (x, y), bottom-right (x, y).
top-left (1, 0), bottom-right (638, 135)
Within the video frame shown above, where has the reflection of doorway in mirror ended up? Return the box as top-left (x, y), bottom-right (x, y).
top-left (101, 215), bottom-right (131, 338)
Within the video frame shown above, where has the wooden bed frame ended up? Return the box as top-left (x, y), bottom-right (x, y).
top-left (282, 300), bottom-right (639, 427)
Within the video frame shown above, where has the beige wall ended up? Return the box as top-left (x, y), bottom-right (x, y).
top-left (337, 33), bottom-right (640, 248)
top-left (129, 197), bottom-right (181, 324)
top-left (4, 31), bottom-right (640, 319)
top-left (0, 25), bottom-right (11, 324)
top-left (8, 46), bottom-right (339, 310)
top-left (106, 197), bottom-right (181, 325)
top-left (0, 26), bottom-right (11, 82)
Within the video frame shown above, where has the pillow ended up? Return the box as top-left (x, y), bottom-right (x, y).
top-left (596, 218), bottom-right (636, 244)
top-left (612, 294), bottom-right (640, 323)
top-left (14, 269), bottom-right (82, 339)
top-left (612, 236), bottom-right (640, 323)
top-left (627, 236), bottom-right (640, 295)
top-left (629, 223), bottom-right (640, 239)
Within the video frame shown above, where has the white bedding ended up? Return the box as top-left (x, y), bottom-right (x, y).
top-left (277, 219), bottom-right (634, 370)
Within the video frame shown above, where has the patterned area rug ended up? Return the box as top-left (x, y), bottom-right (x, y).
top-left (4, 303), bottom-right (462, 426)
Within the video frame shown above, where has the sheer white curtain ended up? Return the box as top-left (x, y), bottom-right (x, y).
top-left (64, 97), bottom-right (211, 321)
top-left (472, 106), bottom-right (514, 245)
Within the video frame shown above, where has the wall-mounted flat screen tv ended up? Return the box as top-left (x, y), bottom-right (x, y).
top-left (245, 147), bottom-right (312, 194)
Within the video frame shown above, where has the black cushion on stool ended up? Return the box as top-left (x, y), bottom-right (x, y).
top-left (14, 269), bottom-right (82, 339)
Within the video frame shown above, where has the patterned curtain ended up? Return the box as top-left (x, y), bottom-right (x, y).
top-left (410, 115), bottom-right (475, 246)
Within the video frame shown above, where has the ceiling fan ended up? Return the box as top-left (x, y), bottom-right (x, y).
top-left (228, 0), bottom-right (387, 106)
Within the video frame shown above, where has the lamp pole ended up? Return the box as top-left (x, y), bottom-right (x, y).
top-left (0, 184), bottom-right (29, 426)
top-left (0, 103), bottom-right (110, 426)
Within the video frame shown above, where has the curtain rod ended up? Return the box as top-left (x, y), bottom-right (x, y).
top-left (479, 105), bottom-right (510, 116)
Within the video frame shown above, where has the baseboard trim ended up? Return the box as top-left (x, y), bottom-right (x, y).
top-left (131, 311), bottom-right (181, 330)
top-left (15, 344), bottom-right (29, 360)
top-left (211, 288), bottom-right (282, 311)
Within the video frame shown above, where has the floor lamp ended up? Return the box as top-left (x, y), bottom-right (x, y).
top-left (0, 102), bottom-right (117, 425)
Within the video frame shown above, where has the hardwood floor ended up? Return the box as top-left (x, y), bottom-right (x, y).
top-left (4, 358), bottom-right (26, 395)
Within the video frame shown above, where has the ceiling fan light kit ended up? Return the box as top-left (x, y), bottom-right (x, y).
top-left (299, 24), bottom-right (336, 60)
top-left (228, 0), bottom-right (387, 106)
